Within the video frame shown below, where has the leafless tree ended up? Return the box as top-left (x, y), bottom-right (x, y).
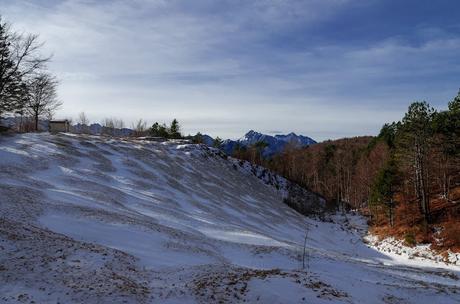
top-left (25, 73), bottom-right (61, 131)
top-left (77, 111), bottom-right (89, 133)
top-left (132, 119), bottom-right (147, 137)
top-left (302, 225), bottom-right (310, 272)
top-left (0, 16), bottom-right (50, 117)
top-left (78, 111), bottom-right (89, 125)
top-left (102, 117), bottom-right (115, 135)
top-left (113, 118), bottom-right (124, 130)
top-left (102, 117), bottom-right (125, 136)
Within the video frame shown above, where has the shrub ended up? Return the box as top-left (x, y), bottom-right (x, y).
top-left (404, 232), bottom-right (416, 247)
top-left (439, 220), bottom-right (460, 250)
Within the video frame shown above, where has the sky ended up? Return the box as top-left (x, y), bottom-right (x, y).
top-left (1, 0), bottom-right (459, 141)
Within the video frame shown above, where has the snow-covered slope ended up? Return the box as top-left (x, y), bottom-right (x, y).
top-left (0, 133), bottom-right (459, 304)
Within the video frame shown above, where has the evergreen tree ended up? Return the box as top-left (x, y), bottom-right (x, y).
top-left (370, 157), bottom-right (399, 226)
top-left (149, 122), bottom-right (159, 136)
top-left (149, 122), bottom-right (169, 138)
top-left (431, 91), bottom-right (460, 198)
top-left (193, 132), bottom-right (204, 144)
top-left (377, 122), bottom-right (399, 149)
top-left (169, 118), bottom-right (181, 139)
top-left (397, 101), bottom-right (436, 226)
top-left (447, 90), bottom-right (460, 154)
top-left (213, 136), bottom-right (223, 148)
top-left (448, 89), bottom-right (460, 113)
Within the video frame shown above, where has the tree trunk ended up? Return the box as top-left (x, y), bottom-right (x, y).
top-left (388, 199), bottom-right (394, 227)
top-left (415, 142), bottom-right (430, 227)
top-left (34, 113), bottom-right (39, 131)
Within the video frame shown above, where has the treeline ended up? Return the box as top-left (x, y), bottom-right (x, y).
top-left (370, 98), bottom-right (460, 228)
top-left (0, 16), bottom-right (61, 132)
top-left (234, 93), bottom-right (460, 249)
top-left (73, 113), bottom-right (184, 139)
top-left (148, 119), bottom-right (182, 139)
top-left (236, 136), bottom-right (386, 211)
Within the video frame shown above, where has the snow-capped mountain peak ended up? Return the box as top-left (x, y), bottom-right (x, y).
top-left (208, 130), bottom-right (317, 157)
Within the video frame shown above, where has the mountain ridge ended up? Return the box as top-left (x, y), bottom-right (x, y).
top-left (217, 130), bottom-right (316, 156)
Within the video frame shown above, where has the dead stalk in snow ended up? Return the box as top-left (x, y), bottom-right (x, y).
top-left (302, 226), bottom-right (310, 272)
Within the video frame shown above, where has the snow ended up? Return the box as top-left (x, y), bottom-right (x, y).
top-left (366, 234), bottom-right (460, 267)
top-left (0, 133), bottom-right (459, 303)
top-left (196, 228), bottom-right (290, 247)
top-left (39, 213), bottom-right (215, 268)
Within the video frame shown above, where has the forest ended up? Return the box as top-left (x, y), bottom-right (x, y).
top-left (233, 94), bottom-right (460, 251)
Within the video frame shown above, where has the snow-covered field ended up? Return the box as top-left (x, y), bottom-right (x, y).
top-left (0, 133), bottom-right (459, 303)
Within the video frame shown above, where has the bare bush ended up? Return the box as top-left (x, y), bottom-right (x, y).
top-left (131, 119), bottom-right (147, 137)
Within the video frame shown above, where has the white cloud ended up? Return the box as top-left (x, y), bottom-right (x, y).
top-left (0, 0), bottom-right (457, 140)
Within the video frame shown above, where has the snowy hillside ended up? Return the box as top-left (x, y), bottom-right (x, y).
top-left (0, 133), bottom-right (459, 304)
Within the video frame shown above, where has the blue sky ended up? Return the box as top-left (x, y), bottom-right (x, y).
top-left (1, 0), bottom-right (459, 140)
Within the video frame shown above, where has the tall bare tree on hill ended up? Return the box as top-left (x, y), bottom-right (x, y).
top-left (0, 16), bottom-right (50, 119)
top-left (25, 73), bottom-right (61, 131)
top-left (77, 112), bottom-right (90, 133)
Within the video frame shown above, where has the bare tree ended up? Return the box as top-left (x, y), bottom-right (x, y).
top-left (78, 111), bottom-right (89, 125)
top-left (132, 119), bottom-right (147, 137)
top-left (0, 16), bottom-right (50, 117)
top-left (113, 118), bottom-right (124, 130)
top-left (102, 117), bottom-right (115, 135)
top-left (25, 73), bottom-right (61, 131)
top-left (302, 224), bottom-right (311, 273)
top-left (102, 117), bottom-right (125, 136)
top-left (77, 111), bottom-right (89, 133)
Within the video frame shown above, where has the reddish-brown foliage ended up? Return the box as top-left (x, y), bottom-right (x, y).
top-left (232, 134), bottom-right (460, 252)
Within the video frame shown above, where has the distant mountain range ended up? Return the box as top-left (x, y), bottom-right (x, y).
top-left (206, 130), bottom-right (316, 156)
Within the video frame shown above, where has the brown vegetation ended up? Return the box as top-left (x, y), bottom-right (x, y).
top-left (233, 95), bottom-right (460, 252)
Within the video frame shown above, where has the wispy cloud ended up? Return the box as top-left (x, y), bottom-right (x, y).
top-left (1, 0), bottom-right (459, 140)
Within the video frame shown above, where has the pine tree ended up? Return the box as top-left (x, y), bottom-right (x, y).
top-left (193, 132), bottom-right (204, 144)
top-left (377, 122), bottom-right (398, 149)
top-left (448, 89), bottom-right (460, 113)
top-left (431, 91), bottom-right (460, 198)
top-left (213, 136), bottom-right (223, 149)
top-left (370, 157), bottom-right (399, 227)
top-left (169, 118), bottom-right (181, 139)
top-left (149, 122), bottom-right (160, 136)
top-left (149, 122), bottom-right (169, 138)
top-left (447, 90), bottom-right (460, 154)
top-left (397, 101), bottom-right (435, 226)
